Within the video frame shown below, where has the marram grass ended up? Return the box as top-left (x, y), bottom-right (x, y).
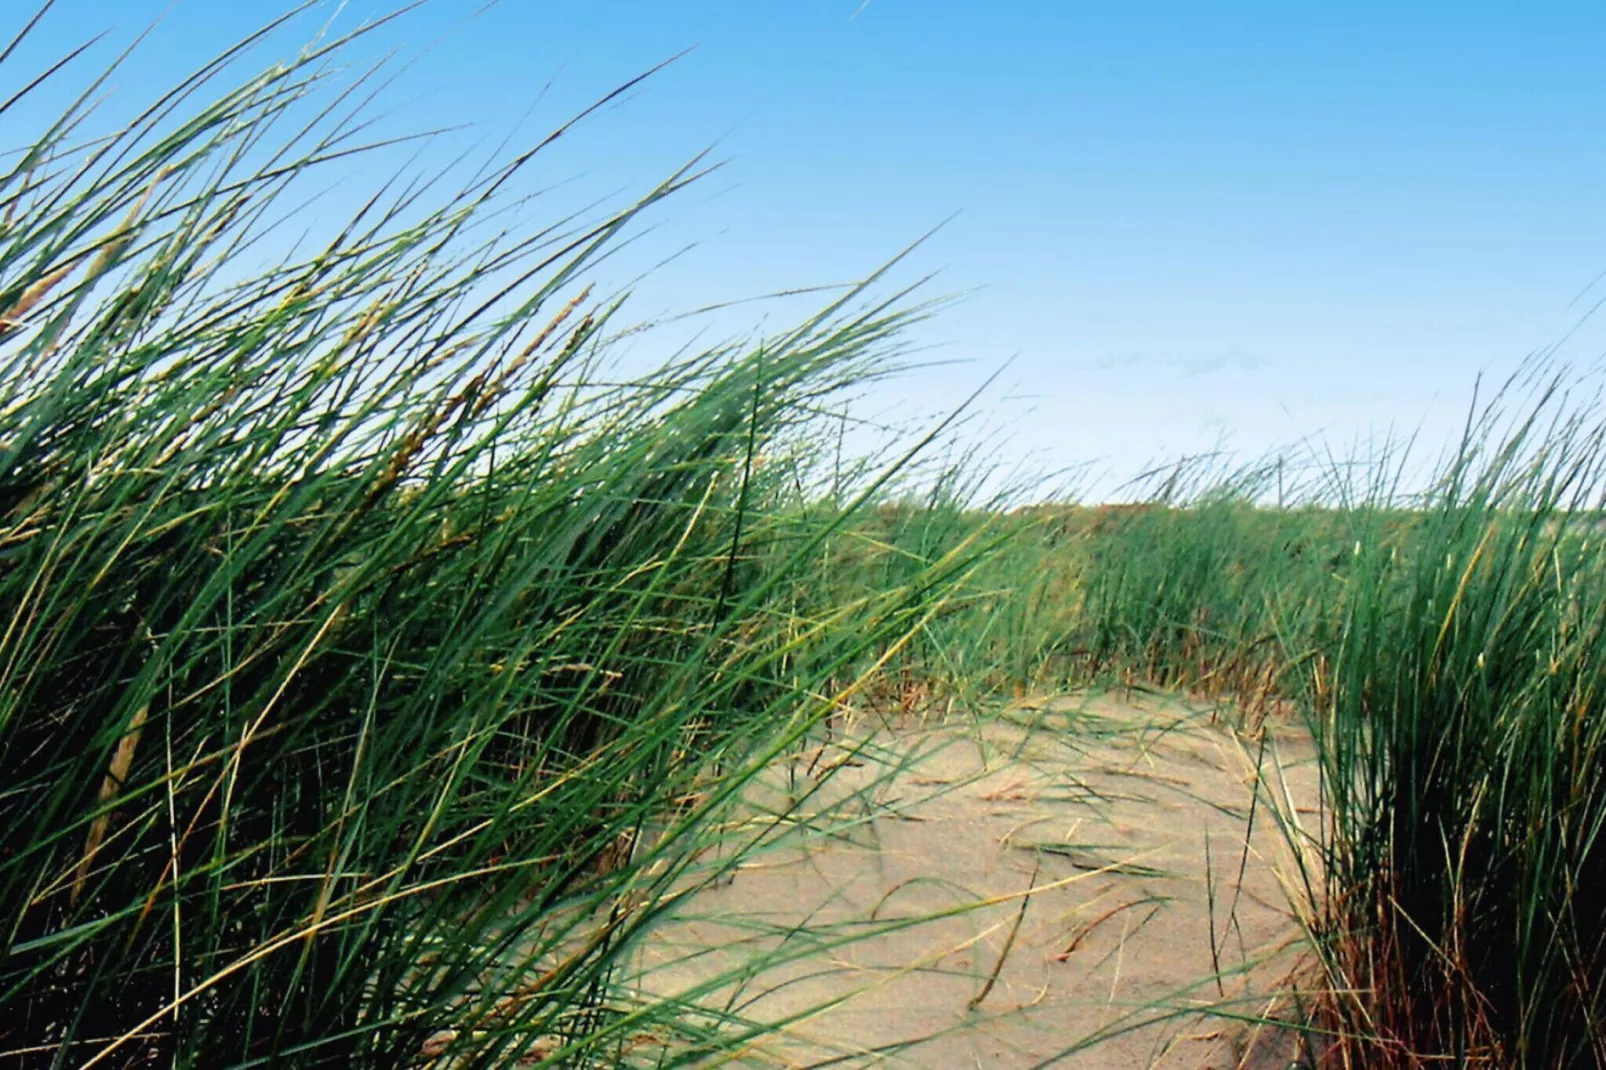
top-left (8, 4), bottom-right (1606, 1068)
top-left (841, 374), bottom-right (1606, 1066)
top-left (0, 7), bottom-right (985, 1067)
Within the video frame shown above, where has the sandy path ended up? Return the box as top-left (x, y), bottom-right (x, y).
top-left (627, 692), bottom-right (1324, 1068)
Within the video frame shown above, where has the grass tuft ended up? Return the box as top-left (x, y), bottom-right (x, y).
top-left (0, 8), bottom-right (979, 1066)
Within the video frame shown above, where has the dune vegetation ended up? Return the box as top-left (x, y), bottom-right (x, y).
top-left (0, 10), bottom-right (991, 1066)
top-left (827, 377), bottom-right (1606, 1067)
top-left (4, 5), bottom-right (1606, 1068)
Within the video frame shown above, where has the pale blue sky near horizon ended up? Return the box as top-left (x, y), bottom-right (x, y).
top-left (12, 1), bottom-right (1606, 494)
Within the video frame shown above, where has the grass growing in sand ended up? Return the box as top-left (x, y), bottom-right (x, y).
top-left (0, 8), bottom-right (989, 1066)
top-left (821, 373), bottom-right (1606, 1066)
top-left (5, 4), bottom-right (1606, 1068)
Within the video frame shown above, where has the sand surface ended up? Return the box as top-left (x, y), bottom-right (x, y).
top-left (627, 692), bottom-right (1324, 1068)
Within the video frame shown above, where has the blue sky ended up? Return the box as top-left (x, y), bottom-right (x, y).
top-left (13, 1), bottom-right (1606, 492)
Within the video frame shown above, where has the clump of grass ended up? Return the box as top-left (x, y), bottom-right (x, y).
top-left (853, 370), bottom-right (1606, 1064)
top-left (1070, 494), bottom-right (1346, 715)
top-left (804, 489), bottom-right (1362, 716)
top-left (0, 8), bottom-right (979, 1067)
top-left (1308, 375), bottom-right (1606, 1067)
